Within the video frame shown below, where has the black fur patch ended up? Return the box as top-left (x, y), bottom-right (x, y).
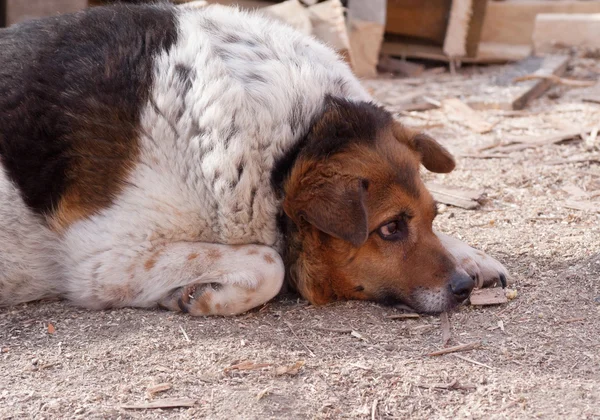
top-left (270, 96), bottom-right (392, 194)
top-left (175, 63), bottom-right (194, 93)
top-left (0, 4), bottom-right (178, 216)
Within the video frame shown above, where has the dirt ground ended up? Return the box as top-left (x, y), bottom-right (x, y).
top-left (1, 54), bottom-right (599, 419)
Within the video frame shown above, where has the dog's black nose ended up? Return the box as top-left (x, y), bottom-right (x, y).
top-left (449, 272), bottom-right (475, 301)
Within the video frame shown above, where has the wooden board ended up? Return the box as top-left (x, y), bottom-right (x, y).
top-left (468, 55), bottom-right (569, 110)
top-left (381, 41), bottom-right (531, 64)
top-left (533, 14), bottom-right (600, 54)
top-left (385, 0), bottom-right (452, 44)
top-left (480, 0), bottom-right (600, 46)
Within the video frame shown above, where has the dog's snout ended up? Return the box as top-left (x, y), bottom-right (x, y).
top-left (449, 272), bottom-right (475, 301)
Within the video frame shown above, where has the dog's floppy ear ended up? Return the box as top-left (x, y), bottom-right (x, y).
top-left (392, 121), bottom-right (455, 173)
top-left (283, 171), bottom-right (368, 248)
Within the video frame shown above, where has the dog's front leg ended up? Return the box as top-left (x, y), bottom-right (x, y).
top-left (156, 243), bottom-right (285, 316)
top-left (435, 232), bottom-right (509, 288)
top-left (65, 242), bottom-right (284, 316)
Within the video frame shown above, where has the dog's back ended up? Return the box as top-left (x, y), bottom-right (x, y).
top-left (0, 3), bottom-right (368, 308)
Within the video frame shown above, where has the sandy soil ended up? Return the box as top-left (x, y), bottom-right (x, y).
top-left (1, 55), bottom-right (599, 419)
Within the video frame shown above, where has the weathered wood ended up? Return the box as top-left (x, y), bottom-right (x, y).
top-left (347, 0), bottom-right (386, 77)
top-left (381, 41), bottom-right (531, 64)
top-left (425, 183), bottom-right (485, 210)
top-left (533, 14), bottom-right (600, 54)
top-left (442, 98), bottom-right (494, 133)
top-left (468, 55), bottom-right (569, 110)
top-left (469, 288), bottom-right (508, 306)
top-left (385, 0), bottom-right (452, 44)
top-left (480, 0), bottom-right (600, 46)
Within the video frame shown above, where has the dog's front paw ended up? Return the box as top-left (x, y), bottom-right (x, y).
top-left (158, 282), bottom-right (222, 315)
top-left (437, 232), bottom-right (509, 289)
top-left (457, 250), bottom-right (508, 289)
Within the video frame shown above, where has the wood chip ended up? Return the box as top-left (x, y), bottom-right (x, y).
top-left (563, 201), bottom-right (599, 213)
top-left (179, 325), bottom-right (191, 342)
top-left (490, 128), bottom-right (588, 153)
top-left (350, 330), bottom-right (370, 342)
top-left (451, 354), bottom-right (494, 370)
top-left (428, 341), bottom-right (481, 356)
top-left (386, 313), bottom-right (420, 320)
top-left (416, 379), bottom-right (476, 391)
top-left (371, 398), bottom-right (378, 420)
top-left (469, 288), bottom-right (508, 306)
top-left (275, 360), bottom-right (305, 376)
top-left (442, 98), bottom-right (494, 133)
top-left (256, 387), bottom-right (272, 401)
top-left (147, 383), bottom-right (172, 397)
top-left (440, 312), bottom-right (451, 346)
top-left (426, 183), bottom-right (485, 210)
top-left (224, 361), bottom-right (272, 373)
top-left (47, 323), bottom-right (56, 334)
top-left (561, 317), bottom-right (586, 324)
top-left (121, 398), bottom-right (196, 410)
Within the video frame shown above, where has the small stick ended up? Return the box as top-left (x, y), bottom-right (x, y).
top-left (371, 398), bottom-right (378, 420)
top-left (513, 74), bottom-right (597, 87)
top-left (428, 341), bottom-right (480, 356)
top-left (284, 320), bottom-right (315, 358)
top-left (561, 317), bottom-right (585, 323)
top-left (313, 326), bottom-right (353, 333)
top-left (121, 398), bottom-right (196, 410)
top-left (179, 325), bottom-right (191, 342)
top-left (451, 354), bottom-right (493, 370)
top-left (440, 312), bottom-right (451, 346)
top-left (386, 313), bottom-right (420, 320)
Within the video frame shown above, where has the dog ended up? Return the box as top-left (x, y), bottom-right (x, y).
top-left (0, 3), bottom-right (508, 316)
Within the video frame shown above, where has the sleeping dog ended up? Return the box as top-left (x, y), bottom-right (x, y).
top-left (0, 3), bottom-right (508, 315)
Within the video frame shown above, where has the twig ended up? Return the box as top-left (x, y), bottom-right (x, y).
top-left (371, 398), bottom-right (378, 420)
top-left (121, 398), bottom-right (196, 410)
top-left (440, 312), bottom-right (451, 346)
top-left (451, 354), bottom-right (493, 370)
top-left (386, 313), bottom-right (420, 320)
top-left (416, 379), bottom-right (476, 391)
top-left (313, 326), bottom-right (353, 333)
top-left (147, 383), bottom-right (172, 397)
top-left (284, 320), bottom-right (316, 358)
top-left (179, 325), bottom-right (191, 342)
top-left (561, 317), bottom-right (585, 323)
top-left (459, 154), bottom-right (511, 159)
top-left (428, 341), bottom-right (481, 356)
top-left (513, 74), bottom-right (597, 87)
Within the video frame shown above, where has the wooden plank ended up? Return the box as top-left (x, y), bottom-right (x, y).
top-left (533, 14), bottom-right (600, 54)
top-left (385, 0), bottom-right (452, 44)
top-left (381, 41), bottom-right (531, 64)
top-left (480, 0), bottom-right (600, 46)
top-left (510, 55), bottom-right (569, 110)
top-left (465, 0), bottom-right (488, 58)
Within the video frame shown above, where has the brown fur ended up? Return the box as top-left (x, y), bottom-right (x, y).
top-left (283, 116), bottom-right (460, 311)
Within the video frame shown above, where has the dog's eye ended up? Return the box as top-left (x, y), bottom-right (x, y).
top-left (378, 219), bottom-right (408, 241)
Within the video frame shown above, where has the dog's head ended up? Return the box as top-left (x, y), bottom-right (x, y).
top-left (281, 96), bottom-right (474, 313)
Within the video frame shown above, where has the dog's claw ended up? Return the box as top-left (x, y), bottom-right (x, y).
top-left (499, 273), bottom-right (507, 289)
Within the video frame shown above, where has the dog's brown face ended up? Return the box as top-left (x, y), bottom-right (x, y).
top-left (282, 97), bottom-right (474, 313)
